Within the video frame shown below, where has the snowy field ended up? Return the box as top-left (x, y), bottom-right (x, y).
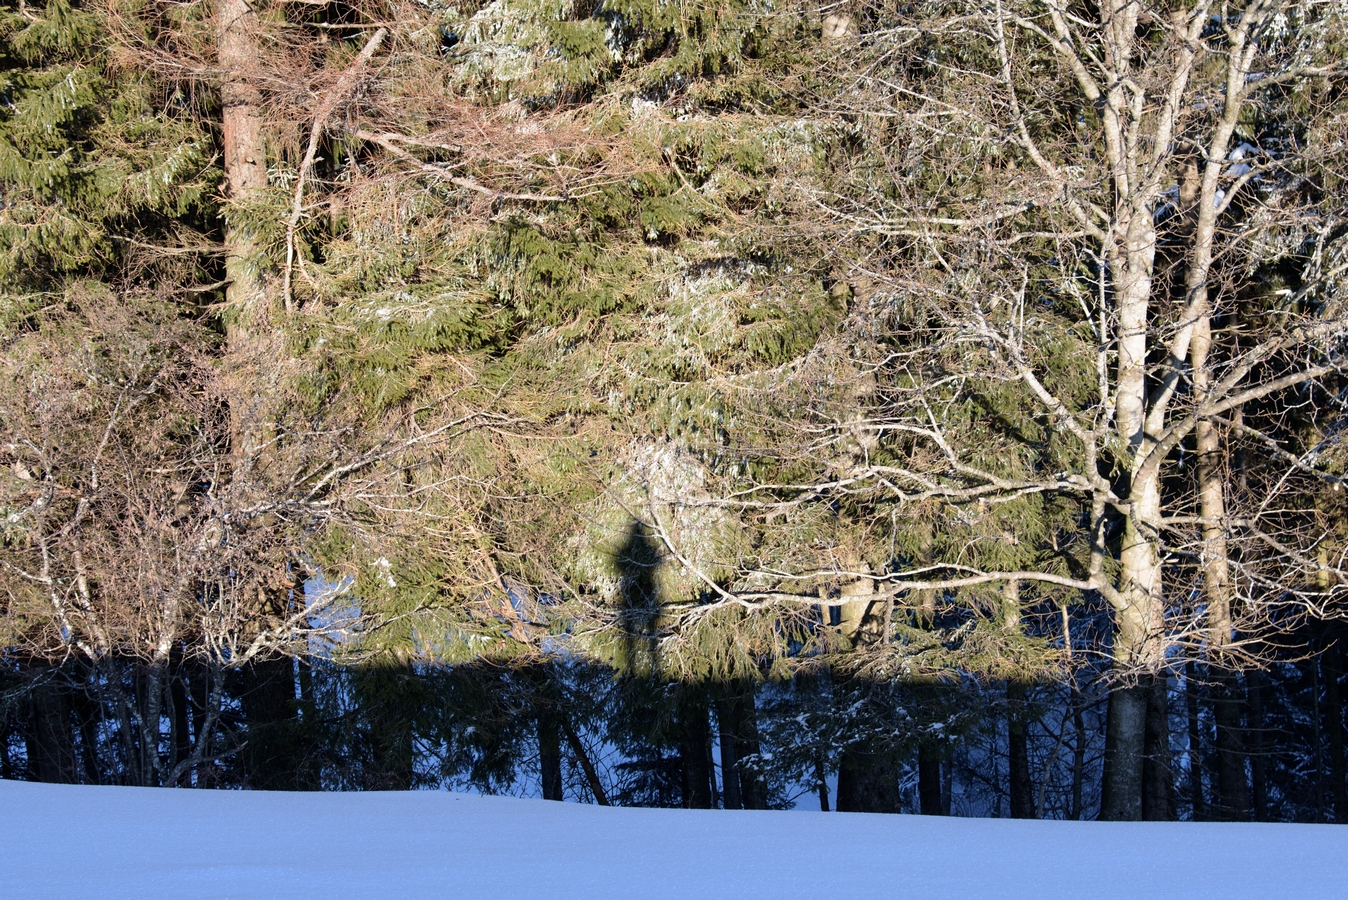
top-left (2, 781), bottom-right (1345, 899)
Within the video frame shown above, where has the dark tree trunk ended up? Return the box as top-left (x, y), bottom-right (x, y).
top-left (1321, 641), bottom-right (1346, 821)
top-left (733, 689), bottom-right (768, 810)
top-left (836, 740), bottom-right (902, 813)
top-left (558, 714), bottom-right (609, 806)
top-left (918, 744), bottom-right (943, 816)
top-left (941, 753), bottom-right (953, 816)
top-left (69, 662), bottom-right (102, 785)
top-left (134, 665), bottom-right (156, 784)
top-left (189, 661), bottom-right (214, 785)
top-left (366, 668), bottom-right (418, 791)
top-left (1070, 697), bottom-right (1086, 820)
top-left (1100, 683), bottom-right (1148, 820)
top-left (1142, 674), bottom-right (1174, 820)
top-left (1213, 669), bottom-right (1250, 820)
top-left (74, 690), bottom-right (102, 785)
top-left (814, 752), bottom-right (830, 812)
top-left (1186, 662), bottom-right (1206, 820)
top-left (0, 721), bottom-right (13, 780)
top-left (26, 670), bottom-right (78, 783)
top-left (538, 708), bottom-right (563, 801)
top-left (714, 681), bottom-right (768, 809)
top-left (528, 665), bottom-right (564, 802)
top-left (1247, 668), bottom-right (1269, 821)
top-left (298, 658), bottom-right (316, 715)
top-left (240, 656), bottom-right (299, 790)
top-left (715, 697), bottom-right (742, 810)
top-left (170, 665), bottom-right (192, 783)
top-left (1007, 681), bottom-right (1034, 818)
top-left (677, 689), bottom-right (712, 809)
top-left (111, 666), bottom-right (141, 785)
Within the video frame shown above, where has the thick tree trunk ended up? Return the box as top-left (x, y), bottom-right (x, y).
top-left (918, 744), bottom-right (943, 816)
top-left (715, 697), bottom-right (742, 810)
top-left (70, 663), bottom-right (102, 785)
top-left (240, 656), bottom-right (299, 789)
top-left (369, 672), bottom-right (416, 791)
top-left (836, 739), bottom-right (902, 813)
top-left (1247, 668), bottom-right (1268, 821)
top-left (1142, 674), bottom-right (1174, 820)
top-left (718, 685), bottom-right (768, 810)
top-left (110, 670), bottom-right (141, 785)
top-left (1213, 670), bottom-right (1250, 820)
top-left (1100, 683), bottom-right (1148, 820)
top-left (1105, 468), bottom-right (1166, 819)
top-left (189, 662), bottom-right (215, 785)
top-left (298, 658), bottom-right (316, 716)
top-left (1192, 315), bottom-right (1233, 651)
top-left (1186, 661), bottom-right (1206, 820)
top-left (538, 708), bottom-right (563, 801)
top-left (170, 665), bottom-right (191, 781)
top-left (1191, 305), bottom-right (1249, 820)
top-left (677, 688), bottom-right (713, 809)
top-left (139, 664), bottom-right (167, 786)
top-left (215, 0), bottom-right (268, 323)
top-left (25, 669), bottom-right (78, 783)
top-left (1007, 681), bottom-right (1034, 819)
top-left (529, 666), bottom-right (563, 801)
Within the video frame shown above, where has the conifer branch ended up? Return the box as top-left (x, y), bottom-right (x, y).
top-left (284, 27), bottom-right (388, 312)
top-left (351, 130), bottom-right (575, 203)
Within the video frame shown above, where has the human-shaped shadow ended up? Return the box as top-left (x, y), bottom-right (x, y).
top-left (613, 518), bottom-right (663, 677)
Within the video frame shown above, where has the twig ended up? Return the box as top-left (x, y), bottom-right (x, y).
top-left (284, 27), bottom-right (388, 312)
top-left (352, 130), bottom-right (573, 203)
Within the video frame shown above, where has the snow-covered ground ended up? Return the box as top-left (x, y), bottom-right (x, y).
top-left (2, 781), bottom-right (1343, 899)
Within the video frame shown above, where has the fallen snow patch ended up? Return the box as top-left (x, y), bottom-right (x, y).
top-left (1, 780), bottom-right (1344, 899)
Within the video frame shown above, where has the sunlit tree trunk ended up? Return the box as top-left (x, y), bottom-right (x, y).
top-left (216, 0), bottom-right (268, 331)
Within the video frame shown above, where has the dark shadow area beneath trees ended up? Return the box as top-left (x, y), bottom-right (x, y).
top-left (3, 538), bottom-right (1345, 821)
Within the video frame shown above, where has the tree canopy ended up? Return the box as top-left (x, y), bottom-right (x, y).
top-left (2, 0), bottom-right (1347, 821)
